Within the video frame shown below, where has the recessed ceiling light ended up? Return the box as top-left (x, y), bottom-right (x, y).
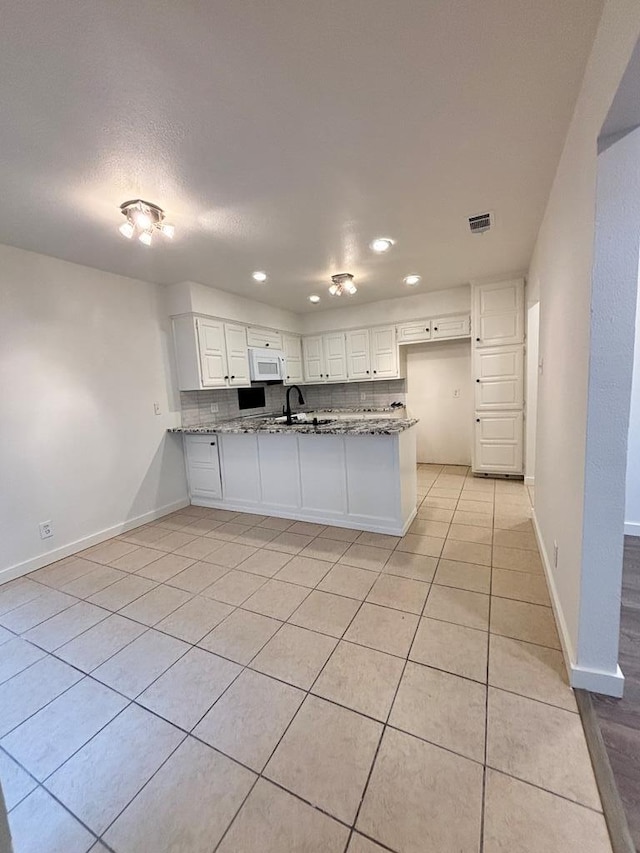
top-left (309, 295), bottom-right (320, 303)
top-left (403, 274), bottom-right (421, 286)
top-left (252, 271), bottom-right (268, 282)
top-left (370, 237), bottom-right (395, 253)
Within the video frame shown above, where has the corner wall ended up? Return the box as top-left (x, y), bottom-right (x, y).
top-left (528, 0), bottom-right (640, 695)
top-left (0, 244), bottom-right (189, 581)
top-left (625, 268), bottom-right (640, 535)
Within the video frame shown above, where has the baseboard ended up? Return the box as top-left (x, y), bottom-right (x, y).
top-left (531, 509), bottom-right (625, 697)
top-left (524, 475), bottom-right (535, 486)
top-left (0, 497), bottom-right (190, 586)
top-left (624, 521), bottom-right (640, 536)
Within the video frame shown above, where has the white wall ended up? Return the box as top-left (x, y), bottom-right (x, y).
top-left (626, 268), bottom-right (640, 535)
top-left (167, 280), bottom-right (300, 333)
top-left (0, 244), bottom-right (188, 581)
top-left (300, 285), bottom-right (470, 334)
top-left (528, 0), bottom-right (640, 695)
top-left (405, 341), bottom-right (472, 465)
top-left (525, 299), bottom-right (540, 485)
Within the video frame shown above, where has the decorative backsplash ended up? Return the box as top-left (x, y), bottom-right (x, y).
top-left (180, 380), bottom-right (407, 427)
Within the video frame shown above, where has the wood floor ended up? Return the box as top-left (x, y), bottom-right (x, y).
top-left (592, 535), bottom-right (640, 851)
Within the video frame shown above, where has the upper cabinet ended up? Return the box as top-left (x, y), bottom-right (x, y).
top-left (346, 329), bottom-right (372, 379)
top-left (370, 326), bottom-right (399, 379)
top-left (302, 333), bottom-right (348, 383)
top-left (246, 327), bottom-right (283, 349)
top-left (173, 315), bottom-right (251, 391)
top-left (302, 336), bottom-right (325, 382)
top-left (397, 321), bottom-right (431, 344)
top-left (431, 314), bottom-right (470, 340)
top-left (472, 280), bottom-right (524, 347)
top-left (282, 334), bottom-right (303, 384)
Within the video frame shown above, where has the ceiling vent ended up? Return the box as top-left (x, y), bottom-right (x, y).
top-left (468, 212), bottom-right (493, 235)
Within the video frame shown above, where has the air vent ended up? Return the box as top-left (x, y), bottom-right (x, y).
top-left (468, 212), bottom-right (493, 234)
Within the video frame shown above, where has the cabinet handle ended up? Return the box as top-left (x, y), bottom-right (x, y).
top-left (366, 370), bottom-right (370, 374)
top-left (434, 327), bottom-right (438, 331)
top-left (287, 375), bottom-right (290, 379)
top-left (475, 337), bottom-right (480, 342)
top-left (210, 441), bottom-right (216, 446)
top-left (224, 375), bottom-right (229, 380)
top-left (265, 343), bottom-right (269, 347)
top-left (476, 418), bottom-right (480, 423)
top-left (231, 375), bottom-right (235, 379)
top-left (476, 379), bottom-right (480, 383)
top-left (373, 370), bottom-right (377, 374)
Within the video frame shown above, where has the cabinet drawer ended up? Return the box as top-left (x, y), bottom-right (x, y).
top-left (397, 321), bottom-right (431, 343)
top-left (246, 327), bottom-right (283, 349)
top-left (185, 435), bottom-right (220, 465)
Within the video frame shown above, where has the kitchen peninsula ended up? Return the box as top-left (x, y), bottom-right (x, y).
top-left (170, 413), bottom-right (418, 535)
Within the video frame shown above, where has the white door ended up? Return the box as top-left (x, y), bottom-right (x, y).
top-left (224, 323), bottom-right (250, 386)
top-left (371, 326), bottom-right (399, 378)
top-left (346, 329), bottom-right (372, 379)
top-left (323, 333), bottom-right (348, 381)
top-left (282, 335), bottom-right (304, 384)
top-left (185, 436), bottom-right (222, 499)
top-left (302, 336), bottom-right (325, 382)
top-left (474, 345), bottom-right (524, 410)
top-left (473, 411), bottom-right (523, 474)
top-left (196, 319), bottom-right (228, 387)
top-left (473, 280), bottom-right (524, 347)
top-left (432, 314), bottom-right (470, 340)
top-left (397, 321), bottom-right (432, 343)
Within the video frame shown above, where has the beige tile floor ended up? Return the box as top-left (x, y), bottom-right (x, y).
top-left (0, 465), bottom-right (613, 853)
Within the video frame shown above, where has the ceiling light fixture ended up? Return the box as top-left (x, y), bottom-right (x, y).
top-left (403, 274), bottom-right (422, 286)
top-left (329, 273), bottom-right (357, 297)
top-left (118, 199), bottom-right (174, 246)
top-left (370, 237), bottom-right (395, 253)
top-left (309, 295), bottom-right (321, 303)
top-left (252, 271), bottom-right (268, 283)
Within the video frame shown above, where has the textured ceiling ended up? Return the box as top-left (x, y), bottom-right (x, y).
top-left (0, 0), bottom-right (602, 311)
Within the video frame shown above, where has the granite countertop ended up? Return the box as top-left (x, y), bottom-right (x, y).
top-left (169, 413), bottom-right (418, 436)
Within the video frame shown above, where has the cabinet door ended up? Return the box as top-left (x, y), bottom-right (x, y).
top-left (474, 345), bottom-right (524, 410)
top-left (185, 436), bottom-right (222, 499)
top-left (370, 326), bottom-right (399, 378)
top-left (432, 314), bottom-right (470, 340)
top-left (473, 412), bottom-right (523, 474)
top-left (323, 333), bottom-right (348, 382)
top-left (397, 321), bottom-right (431, 343)
top-left (282, 335), bottom-right (303, 384)
top-left (224, 323), bottom-right (251, 386)
top-left (196, 319), bottom-right (228, 387)
top-left (246, 327), bottom-right (283, 349)
top-left (302, 336), bottom-right (325, 382)
top-left (473, 280), bottom-right (524, 347)
top-left (346, 329), bottom-right (371, 379)
top-left (219, 434), bottom-right (261, 505)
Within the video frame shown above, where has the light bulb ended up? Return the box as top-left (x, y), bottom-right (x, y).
top-left (160, 222), bottom-right (175, 239)
top-left (119, 221), bottom-right (134, 239)
top-left (403, 274), bottom-right (421, 286)
top-left (309, 295), bottom-right (320, 303)
top-left (370, 237), bottom-right (394, 253)
top-left (133, 209), bottom-right (152, 230)
top-left (139, 230), bottom-right (153, 246)
top-left (252, 271), bottom-right (268, 283)
top-left (328, 284), bottom-right (340, 296)
top-left (346, 282), bottom-right (357, 295)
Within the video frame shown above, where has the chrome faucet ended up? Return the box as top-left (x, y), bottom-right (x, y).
top-left (284, 385), bottom-right (305, 424)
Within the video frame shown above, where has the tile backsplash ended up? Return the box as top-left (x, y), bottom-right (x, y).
top-left (180, 380), bottom-right (407, 427)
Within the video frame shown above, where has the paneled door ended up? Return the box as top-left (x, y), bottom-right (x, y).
top-left (323, 333), bottom-right (348, 382)
top-left (370, 326), bottom-right (399, 379)
top-left (346, 329), bottom-right (372, 379)
top-left (302, 336), bottom-right (325, 382)
top-left (224, 323), bottom-right (251, 386)
top-left (474, 345), bottom-right (524, 410)
top-left (473, 412), bottom-right (523, 474)
top-left (196, 319), bottom-right (228, 387)
top-left (473, 280), bottom-right (524, 347)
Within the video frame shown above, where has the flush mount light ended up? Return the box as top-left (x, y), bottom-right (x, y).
top-left (370, 237), bottom-right (395, 253)
top-left (403, 274), bottom-right (422, 286)
top-left (329, 272), bottom-right (357, 297)
top-left (118, 199), bottom-right (174, 246)
top-left (309, 295), bottom-right (321, 303)
top-left (252, 271), bottom-right (268, 283)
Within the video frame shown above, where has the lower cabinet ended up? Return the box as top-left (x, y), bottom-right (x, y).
top-left (184, 436), bottom-right (222, 500)
top-left (473, 412), bottom-right (523, 475)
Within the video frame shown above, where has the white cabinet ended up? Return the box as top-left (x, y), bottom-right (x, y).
top-left (282, 334), bottom-right (303, 384)
top-left (473, 279), bottom-right (524, 347)
top-left (474, 412), bottom-right (524, 474)
top-left (197, 319), bottom-right (228, 388)
top-left (432, 314), bottom-right (470, 340)
top-left (397, 321), bottom-right (432, 344)
top-left (474, 345), bottom-right (524, 410)
top-left (302, 336), bottom-right (325, 382)
top-left (219, 434), bottom-right (261, 506)
top-left (346, 329), bottom-right (372, 379)
top-left (246, 327), bottom-right (283, 349)
top-left (224, 324), bottom-right (251, 386)
top-left (323, 333), bottom-right (348, 382)
top-left (184, 435), bottom-right (222, 499)
top-left (370, 326), bottom-right (399, 379)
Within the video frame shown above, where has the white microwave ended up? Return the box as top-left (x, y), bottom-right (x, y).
top-left (248, 347), bottom-right (286, 382)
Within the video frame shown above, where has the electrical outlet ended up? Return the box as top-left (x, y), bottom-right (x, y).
top-left (553, 540), bottom-right (558, 568)
top-left (210, 403), bottom-right (219, 414)
top-left (39, 521), bottom-right (54, 539)
top-left (153, 402), bottom-right (161, 415)
top-left (360, 392), bottom-right (367, 402)
top-left (453, 388), bottom-right (460, 398)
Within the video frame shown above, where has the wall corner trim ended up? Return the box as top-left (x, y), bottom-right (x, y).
top-left (524, 475), bottom-right (535, 486)
top-left (531, 508), bottom-right (625, 697)
top-left (623, 521), bottom-right (640, 537)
